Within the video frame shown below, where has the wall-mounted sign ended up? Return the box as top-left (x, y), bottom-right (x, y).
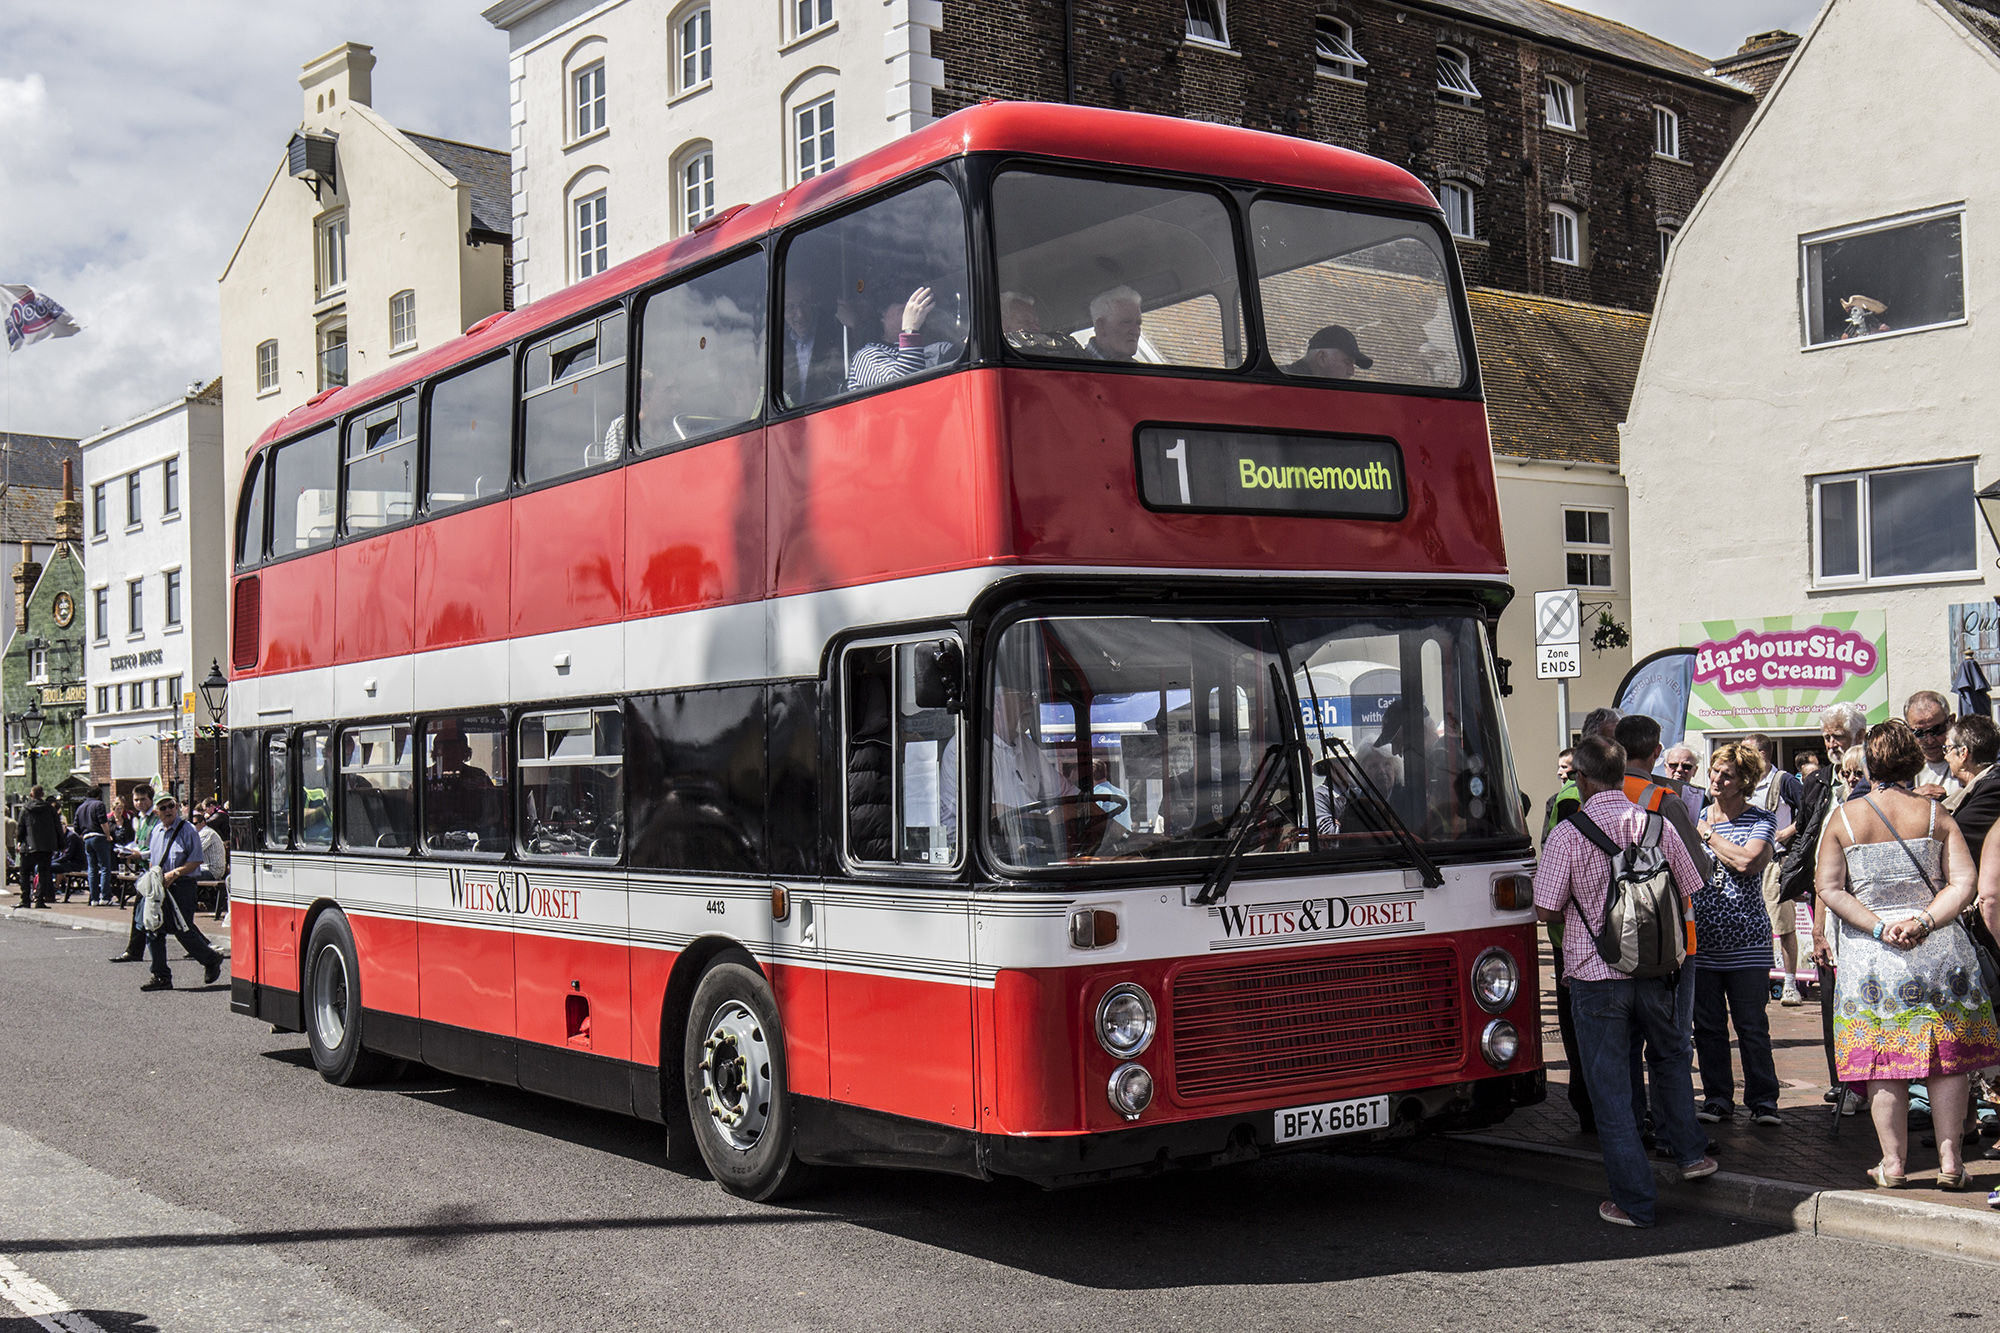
top-left (38, 685), bottom-right (85, 706)
top-left (107, 648), bottom-right (164, 673)
top-left (50, 592), bottom-right (74, 629)
top-left (1135, 426), bottom-right (1406, 520)
top-left (1680, 611), bottom-right (1889, 733)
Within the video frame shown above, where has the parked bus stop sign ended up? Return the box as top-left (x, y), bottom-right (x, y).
top-left (1534, 589), bottom-right (1581, 679)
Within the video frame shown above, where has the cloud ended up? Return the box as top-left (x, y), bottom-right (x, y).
top-left (0, 2), bottom-right (507, 441)
top-left (1562, 0), bottom-right (1826, 63)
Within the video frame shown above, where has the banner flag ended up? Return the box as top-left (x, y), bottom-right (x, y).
top-left (0, 284), bottom-right (83, 352)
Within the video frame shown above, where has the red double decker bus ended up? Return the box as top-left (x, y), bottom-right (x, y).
top-left (226, 101), bottom-right (1540, 1198)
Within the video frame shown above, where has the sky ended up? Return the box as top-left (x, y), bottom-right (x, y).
top-left (0, 0), bottom-right (1822, 443)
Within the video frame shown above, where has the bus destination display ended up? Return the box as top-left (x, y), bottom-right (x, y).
top-left (1135, 426), bottom-right (1406, 520)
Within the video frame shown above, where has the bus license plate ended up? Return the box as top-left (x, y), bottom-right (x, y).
top-left (1274, 1095), bottom-right (1390, 1144)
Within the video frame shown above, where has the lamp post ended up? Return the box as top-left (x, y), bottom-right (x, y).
top-left (199, 660), bottom-right (228, 805)
top-left (19, 697), bottom-right (45, 791)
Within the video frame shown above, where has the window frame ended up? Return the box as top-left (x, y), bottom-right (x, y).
top-left (1562, 506), bottom-right (1614, 590)
top-left (516, 703), bottom-right (624, 863)
top-left (1658, 225), bottom-right (1677, 271)
top-left (575, 189), bottom-right (610, 280)
top-left (164, 568), bottom-right (182, 627)
top-left (1184, 0), bottom-right (1229, 48)
top-left (1314, 16), bottom-right (1366, 81)
top-left (389, 289), bottom-right (417, 352)
top-left (316, 211), bottom-right (349, 299)
top-left (795, 93), bottom-right (837, 183)
top-left (126, 578), bottom-right (143, 636)
top-left (838, 632), bottom-right (966, 875)
top-left (256, 339), bottom-right (279, 395)
top-left (162, 456), bottom-right (180, 516)
top-left (680, 148), bottom-right (716, 235)
top-left (678, 7), bottom-right (713, 92)
top-left (318, 321), bottom-right (348, 391)
top-left (91, 587), bottom-right (108, 645)
top-left (90, 482), bottom-right (106, 538)
top-left (295, 725), bottom-right (335, 852)
top-left (1811, 461), bottom-right (1980, 588)
top-left (1549, 204), bottom-right (1581, 266)
top-left (341, 393), bottom-right (420, 536)
top-left (125, 471), bottom-right (142, 528)
top-left (520, 305), bottom-right (629, 487)
top-left (1439, 181), bottom-right (1475, 239)
top-left (337, 719), bottom-right (418, 855)
top-left (419, 710), bottom-right (513, 859)
top-left (1435, 46), bottom-right (1481, 106)
top-left (1544, 76), bottom-right (1576, 131)
top-left (574, 60), bottom-right (607, 140)
top-left (1652, 104), bottom-right (1681, 160)
top-left (421, 349), bottom-right (517, 516)
top-left (794, 0), bottom-right (834, 40)
top-left (634, 244), bottom-right (768, 454)
top-left (1798, 204), bottom-right (1968, 349)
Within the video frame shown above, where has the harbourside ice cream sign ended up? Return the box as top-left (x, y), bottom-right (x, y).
top-left (1680, 611), bottom-right (1890, 733)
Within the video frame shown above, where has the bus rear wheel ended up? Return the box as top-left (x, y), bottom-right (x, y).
top-left (683, 953), bottom-right (814, 1200)
top-left (303, 911), bottom-right (396, 1086)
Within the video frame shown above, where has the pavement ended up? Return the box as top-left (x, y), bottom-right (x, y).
top-left (1411, 937), bottom-right (2000, 1267)
top-left (0, 896), bottom-right (230, 948)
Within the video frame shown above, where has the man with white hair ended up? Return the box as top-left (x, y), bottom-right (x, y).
top-left (1083, 286), bottom-right (1143, 361)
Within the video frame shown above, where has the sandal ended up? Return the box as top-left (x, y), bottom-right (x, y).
top-left (1937, 1168), bottom-right (1971, 1191)
top-left (1870, 1164), bottom-right (1908, 1189)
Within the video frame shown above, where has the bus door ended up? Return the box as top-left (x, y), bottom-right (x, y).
top-left (256, 730), bottom-right (295, 997)
top-left (287, 726), bottom-right (338, 991)
top-left (825, 640), bottom-right (975, 1128)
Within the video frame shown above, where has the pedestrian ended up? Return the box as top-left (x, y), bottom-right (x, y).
top-left (1541, 748), bottom-right (1574, 831)
top-left (1797, 702), bottom-right (1871, 1115)
top-left (73, 785), bottom-right (113, 906)
top-left (14, 785), bottom-right (60, 909)
top-left (1748, 733), bottom-right (1807, 1006)
top-left (1906, 690), bottom-right (1960, 800)
top-left (1691, 741), bottom-right (1784, 1127)
top-left (1664, 744), bottom-right (1708, 819)
top-left (189, 808), bottom-right (229, 920)
top-left (1817, 721), bottom-right (1998, 1189)
top-left (1547, 707), bottom-right (1620, 1136)
top-left (109, 784), bottom-right (163, 963)
top-left (136, 796), bottom-right (226, 993)
top-left (1533, 735), bottom-right (1716, 1227)
top-left (1944, 717), bottom-right (2000, 861)
top-left (1798, 752), bottom-right (1823, 778)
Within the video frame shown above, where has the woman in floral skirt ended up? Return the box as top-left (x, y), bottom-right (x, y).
top-left (1815, 720), bottom-right (2000, 1189)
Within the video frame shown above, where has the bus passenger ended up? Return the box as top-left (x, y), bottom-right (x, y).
top-left (1285, 324), bottom-right (1374, 379)
top-left (845, 283), bottom-right (957, 392)
top-left (1082, 286), bottom-right (1143, 362)
top-left (1001, 291), bottom-right (1081, 354)
top-left (782, 276), bottom-right (849, 405)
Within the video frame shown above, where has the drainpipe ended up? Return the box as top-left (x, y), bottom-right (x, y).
top-left (1065, 0), bottom-right (1076, 103)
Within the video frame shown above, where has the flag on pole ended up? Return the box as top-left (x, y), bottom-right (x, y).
top-left (0, 284), bottom-right (82, 352)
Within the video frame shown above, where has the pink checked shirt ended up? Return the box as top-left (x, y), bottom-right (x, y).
top-left (1533, 788), bottom-right (1703, 982)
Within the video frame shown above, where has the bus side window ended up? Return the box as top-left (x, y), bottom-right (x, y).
top-left (779, 176), bottom-right (970, 410)
top-left (298, 728), bottom-right (333, 849)
top-left (626, 686), bottom-right (767, 875)
top-left (344, 397), bottom-right (417, 534)
top-left (235, 453), bottom-right (267, 568)
top-left (426, 355), bottom-right (514, 513)
top-left (843, 642), bottom-right (961, 869)
top-left (339, 724), bottom-right (415, 851)
top-left (522, 309), bottom-right (628, 486)
top-left (637, 250), bottom-right (767, 451)
top-left (264, 732), bottom-right (292, 851)
top-left (229, 728), bottom-right (262, 852)
top-left (267, 427), bottom-right (338, 555)
top-left (519, 707), bottom-right (623, 860)
top-left (422, 713), bottom-right (510, 855)
top-left (845, 647), bottom-right (895, 863)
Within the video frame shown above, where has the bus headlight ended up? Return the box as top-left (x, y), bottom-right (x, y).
top-left (1096, 983), bottom-right (1156, 1058)
top-left (1470, 947), bottom-right (1519, 1014)
top-left (1480, 1019), bottom-right (1520, 1068)
top-left (1107, 1062), bottom-right (1155, 1120)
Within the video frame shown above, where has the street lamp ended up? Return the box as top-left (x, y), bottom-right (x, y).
top-left (199, 660), bottom-right (228, 805)
top-left (19, 697), bottom-right (44, 790)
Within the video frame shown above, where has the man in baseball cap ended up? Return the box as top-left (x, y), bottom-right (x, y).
top-left (1286, 324), bottom-right (1374, 379)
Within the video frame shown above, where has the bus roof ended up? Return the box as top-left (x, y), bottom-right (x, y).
top-left (249, 101), bottom-right (1442, 461)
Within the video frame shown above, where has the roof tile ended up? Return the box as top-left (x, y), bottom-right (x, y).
top-left (1468, 288), bottom-right (1649, 468)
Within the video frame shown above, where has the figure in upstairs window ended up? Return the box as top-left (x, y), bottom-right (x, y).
top-left (1841, 294), bottom-right (1889, 339)
top-left (844, 281), bottom-right (957, 391)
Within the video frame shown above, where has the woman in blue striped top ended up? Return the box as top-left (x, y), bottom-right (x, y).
top-left (1692, 740), bottom-right (1783, 1125)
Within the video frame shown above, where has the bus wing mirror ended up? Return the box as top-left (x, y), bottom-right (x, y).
top-left (912, 640), bottom-right (965, 714)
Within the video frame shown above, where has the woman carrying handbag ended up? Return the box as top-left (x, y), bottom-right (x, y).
top-left (1815, 721), bottom-right (2000, 1190)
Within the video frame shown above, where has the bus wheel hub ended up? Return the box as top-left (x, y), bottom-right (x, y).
top-left (699, 1000), bottom-right (771, 1150)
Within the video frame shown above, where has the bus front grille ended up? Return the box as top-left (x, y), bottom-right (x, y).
top-left (1169, 947), bottom-right (1462, 1101)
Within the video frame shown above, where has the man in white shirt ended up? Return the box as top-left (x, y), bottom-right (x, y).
top-left (1906, 691), bottom-right (1961, 800)
top-left (191, 809), bottom-right (229, 919)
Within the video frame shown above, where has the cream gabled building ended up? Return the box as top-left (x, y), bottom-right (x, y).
top-left (217, 43), bottom-right (512, 543)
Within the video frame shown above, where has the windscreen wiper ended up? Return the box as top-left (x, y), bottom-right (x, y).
top-left (1190, 740), bottom-right (1292, 906)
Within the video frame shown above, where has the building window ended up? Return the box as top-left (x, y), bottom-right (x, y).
top-left (1440, 182), bottom-right (1474, 239)
top-left (95, 686), bottom-right (107, 715)
top-left (389, 289), bottom-right (417, 350)
top-left (162, 456), bottom-right (179, 515)
top-left (27, 643), bottom-right (47, 684)
top-left (125, 472), bottom-right (142, 527)
top-left (92, 588), bottom-right (108, 643)
top-left (1801, 207), bottom-right (1965, 347)
top-left (1314, 17), bottom-right (1366, 80)
top-left (795, 0), bottom-right (833, 37)
top-left (1549, 205), bottom-right (1581, 266)
top-left (316, 212), bottom-right (348, 298)
top-left (575, 190), bottom-right (610, 279)
top-left (1544, 76), bottom-right (1576, 130)
top-left (574, 61), bottom-right (606, 138)
top-left (127, 578), bottom-right (143, 636)
top-left (165, 569), bottom-right (182, 627)
top-left (90, 483), bottom-right (105, 537)
top-left (256, 339), bottom-right (279, 393)
top-left (1185, 0), bottom-right (1228, 45)
top-left (680, 8), bottom-right (712, 89)
top-left (1814, 462), bottom-right (1977, 586)
top-left (796, 95), bottom-right (836, 181)
top-left (168, 674), bottom-right (182, 710)
top-left (681, 150), bottom-right (715, 233)
top-left (1564, 508), bottom-right (1613, 588)
top-left (1652, 105), bottom-right (1680, 159)
top-left (318, 322), bottom-right (348, 390)
top-left (1436, 46), bottom-right (1481, 106)
top-left (1658, 225), bottom-right (1677, 271)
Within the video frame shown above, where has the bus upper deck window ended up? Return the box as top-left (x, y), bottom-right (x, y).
top-left (426, 355), bottom-right (513, 514)
top-left (1250, 199), bottom-right (1466, 390)
top-left (267, 427), bottom-right (338, 556)
top-left (522, 309), bottom-right (627, 485)
top-left (992, 171), bottom-right (1245, 370)
top-left (344, 396), bottom-right (416, 534)
top-left (779, 177), bottom-right (969, 410)
top-left (637, 249), bottom-right (767, 450)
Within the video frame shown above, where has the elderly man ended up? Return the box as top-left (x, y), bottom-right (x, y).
top-left (1906, 690), bottom-right (1960, 799)
top-left (1535, 736), bottom-right (1715, 1226)
top-left (1083, 286), bottom-right (1143, 361)
top-left (137, 796), bottom-right (226, 993)
top-left (1799, 700), bottom-right (1868, 1113)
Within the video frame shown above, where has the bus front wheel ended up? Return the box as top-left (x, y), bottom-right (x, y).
top-left (302, 911), bottom-right (396, 1086)
top-left (683, 953), bottom-right (814, 1200)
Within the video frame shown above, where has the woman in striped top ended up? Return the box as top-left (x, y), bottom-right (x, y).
top-left (844, 284), bottom-right (957, 392)
top-left (1691, 740), bottom-right (1783, 1125)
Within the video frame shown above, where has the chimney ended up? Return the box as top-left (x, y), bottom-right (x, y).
top-left (52, 459), bottom-right (81, 547)
top-left (13, 540), bottom-right (39, 634)
top-left (301, 42), bottom-right (375, 126)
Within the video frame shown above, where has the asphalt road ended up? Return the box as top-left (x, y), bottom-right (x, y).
top-left (2, 912), bottom-right (1996, 1333)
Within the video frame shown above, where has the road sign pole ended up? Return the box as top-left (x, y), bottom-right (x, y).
top-left (1556, 677), bottom-right (1569, 752)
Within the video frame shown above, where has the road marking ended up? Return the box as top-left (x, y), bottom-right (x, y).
top-left (0, 1253), bottom-right (108, 1332)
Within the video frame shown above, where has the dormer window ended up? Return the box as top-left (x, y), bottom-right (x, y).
top-left (1436, 46), bottom-right (1480, 106)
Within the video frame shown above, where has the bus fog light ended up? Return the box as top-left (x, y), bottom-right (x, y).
top-left (1096, 983), bottom-right (1156, 1057)
top-left (1107, 1062), bottom-right (1154, 1119)
top-left (1471, 947), bottom-right (1519, 1014)
top-left (1480, 1020), bottom-right (1520, 1068)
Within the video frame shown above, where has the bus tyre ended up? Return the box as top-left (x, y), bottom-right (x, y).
top-left (683, 954), bottom-right (814, 1201)
top-left (303, 911), bottom-right (394, 1086)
